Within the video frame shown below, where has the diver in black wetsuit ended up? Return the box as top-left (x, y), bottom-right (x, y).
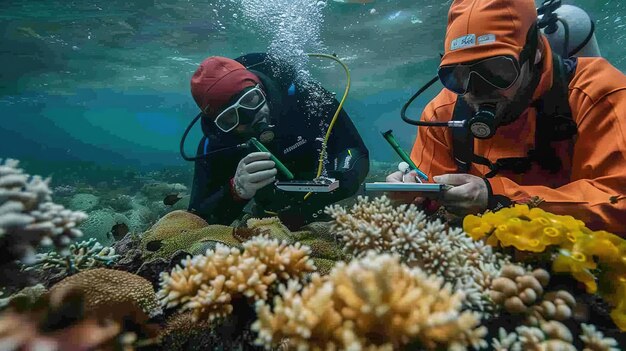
top-left (185, 53), bottom-right (369, 230)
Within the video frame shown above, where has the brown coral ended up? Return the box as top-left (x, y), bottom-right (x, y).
top-left (489, 264), bottom-right (578, 327)
top-left (490, 264), bottom-right (550, 314)
top-left (140, 210), bottom-right (251, 260)
top-left (49, 268), bottom-right (162, 321)
top-left (252, 252), bottom-right (487, 351)
top-left (157, 237), bottom-right (316, 322)
top-left (529, 290), bottom-right (577, 325)
top-left (246, 217), bottom-right (293, 242)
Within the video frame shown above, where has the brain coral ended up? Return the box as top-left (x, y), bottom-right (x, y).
top-left (48, 268), bottom-right (162, 320)
top-left (140, 210), bottom-right (246, 260)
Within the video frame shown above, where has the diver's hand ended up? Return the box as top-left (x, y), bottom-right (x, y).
top-left (433, 174), bottom-right (488, 215)
top-left (385, 170), bottom-right (422, 204)
top-left (233, 152), bottom-right (277, 200)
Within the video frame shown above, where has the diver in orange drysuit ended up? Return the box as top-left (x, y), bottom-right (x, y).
top-left (387, 0), bottom-right (626, 236)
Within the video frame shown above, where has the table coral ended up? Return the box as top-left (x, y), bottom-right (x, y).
top-left (0, 158), bottom-right (87, 265)
top-left (157, 236), bottom-right (316, 322)
top-left (252, 252), bottom-right (488, 351)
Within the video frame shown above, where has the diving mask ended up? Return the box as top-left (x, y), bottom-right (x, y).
top-left (438, 56), bottom-right (521, 95)
top-left (213, 84), bottom-right (267, 133)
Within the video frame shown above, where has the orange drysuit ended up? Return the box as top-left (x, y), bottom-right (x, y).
top-left (410, 37), bottom-right (626, 236)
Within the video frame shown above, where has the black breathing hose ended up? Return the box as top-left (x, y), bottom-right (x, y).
top-left (400, 75), bottom-right (450, 126)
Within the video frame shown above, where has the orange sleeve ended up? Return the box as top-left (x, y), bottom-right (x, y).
top-left (409, 95), bottom-right (458, 180)
top-left (488, 88), bottom-right (626, 235)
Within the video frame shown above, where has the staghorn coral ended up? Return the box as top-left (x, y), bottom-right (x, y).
top-left (0, 158), bottom-right (87, 265)
top-left (326, 195), bottom-right (510, 313)
top-left (26, 237), bottom-right (120, 276)
top-left (242, 235), bottom-right (316, 281)
top-left (157, 237), bottom-right (316, 322)
top-left (49, 268), bottom-right (162, 320)
top-left (464, 204), bottom-right (626, 331)
top-left (253, 252), bottom-right (488, 351)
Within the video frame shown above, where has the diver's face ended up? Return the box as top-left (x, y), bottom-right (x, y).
top-left (235, 103), bottom-right (270, 134)
top-left (463, 60), bottom-right (531, 119)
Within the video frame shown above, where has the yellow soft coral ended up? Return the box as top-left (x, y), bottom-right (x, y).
top-left (157, 237), bottom-right (316, 322)
top-left (464, 204), bottom-right (626, 331)
top-left (252, 252), bottom-right (487, 351)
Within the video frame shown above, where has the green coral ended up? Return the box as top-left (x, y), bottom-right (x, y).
top-left (26, 238), bottom-right (119, 275)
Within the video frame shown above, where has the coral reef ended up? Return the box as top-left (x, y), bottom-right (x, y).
top-left (49, 268), bottom-right (162, 320)
top-left (140, 181), bottom-right (187, 201)
top-left (105, 194), bottom-right (135, 212)
top-left (0, 158), bottom-right (87, 265)
top-left (78, 208), bottom-right (130, 245)
top-left (464, 204), bottom-right (626, 331)
top-left (26, 237), bottom-right (120, 276)
top-left (68, 193), bottom-right (100, 211)
top-left (253, 251), bottom-right (487, 351)
top-left (157, 236), bottom-right (316, 322)
top-left (326, 195), bottom-right (510, 313)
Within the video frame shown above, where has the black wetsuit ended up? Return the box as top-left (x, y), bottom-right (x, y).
top-left (188, 53), bottom-right (370, 229)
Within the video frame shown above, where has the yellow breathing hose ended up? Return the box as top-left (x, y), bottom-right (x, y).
top-left (303, 53), bottom-right (352, 201)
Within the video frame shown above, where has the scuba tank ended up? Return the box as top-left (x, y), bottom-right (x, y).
top-left (538, 0), bottom-right (601, 58)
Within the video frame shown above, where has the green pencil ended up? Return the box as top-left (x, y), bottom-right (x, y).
top-left (248, 137), bottom-right (295, 180)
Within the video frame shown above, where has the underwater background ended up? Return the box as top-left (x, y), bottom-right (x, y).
top-left (2, 0), bottom-right (625, 180)
top-left (3, 1), bottom-right (626, 349)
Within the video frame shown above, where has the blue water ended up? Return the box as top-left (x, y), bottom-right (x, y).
top-left (1, 0), bottom-right (625, 175)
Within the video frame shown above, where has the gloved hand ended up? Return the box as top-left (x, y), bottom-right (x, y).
top-left (232, 152), bottom-right (277, 200)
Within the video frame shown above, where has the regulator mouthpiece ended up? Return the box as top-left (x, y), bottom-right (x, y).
top-left (254, 121), bottom-right (275, 144)
top-left (469, 104), bottom-right (498, 139)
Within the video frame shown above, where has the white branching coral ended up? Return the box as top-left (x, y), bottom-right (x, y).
top-left (0, 159), bottom-right (87, 264)
top-left (325, 195), bottom-right (510, 313)
top-left (157, 236), bottom-right (316, 322)
top-left (25, 238), bottom-right (120, 275)
top-left (252, 252), bottom-right (488, 351)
